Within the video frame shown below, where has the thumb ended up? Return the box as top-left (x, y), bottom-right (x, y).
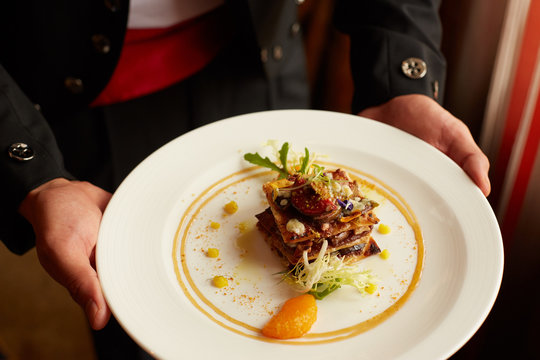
top-left (461, 153), bottom-right (491, 197)
top-left (64, 260), bottom-right (111, 330)
top-left (443, 122), bottom-right (491, 197)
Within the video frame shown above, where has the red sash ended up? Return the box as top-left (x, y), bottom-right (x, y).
top-left (91, 6), bottom-right (232, 106)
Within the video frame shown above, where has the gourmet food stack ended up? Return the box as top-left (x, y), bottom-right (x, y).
top-left (245, 142), bottom-right (381, 269)
top-left (256, 168), bottom-right (381, 267)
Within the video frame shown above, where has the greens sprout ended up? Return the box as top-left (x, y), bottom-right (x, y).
top-left (284, 240), bottom-right (376, 300)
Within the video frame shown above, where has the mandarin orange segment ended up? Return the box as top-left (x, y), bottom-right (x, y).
top-left (262, 294), bottom-right (317, 339)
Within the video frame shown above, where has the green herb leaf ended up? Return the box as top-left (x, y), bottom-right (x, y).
top-left (309, 281), bottom-right (342, 300)
top-left (299, 147), bottom-right (310, 174)
top-left (278, 142), bottom-right (289, 176)
top-left (311, 163), bottom-right (325, 176)
top-left (243, 152), bottom-right (289, 178)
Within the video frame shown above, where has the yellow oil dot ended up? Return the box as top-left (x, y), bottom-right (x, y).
top-left (379, 249), bottom-right (390, 260)
top-left (237, 222), bottom-right (248, 233)
top-left (378, 223), bottom-right (391, 234)
top-left (210, 221), bottom-right (221, 229)
top-left (213, 276), bottom-right (228, 288)
top-left (207, 248), bottom-right (219, 258)
top-left (224, 201), bottom-right (238, 214)
top-left (365, 283), bottom-right (377, 294)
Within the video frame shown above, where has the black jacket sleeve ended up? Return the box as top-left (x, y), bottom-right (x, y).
top-left (0, 2), bottom-right (127, 254)
top-left (0, 65), bottom-right (74, 254)
top-left (334, 0), bottom-right (446, 113)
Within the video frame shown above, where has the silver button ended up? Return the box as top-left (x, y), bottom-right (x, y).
top-left (64, 77), bottom-right (84, 94)
top-left (290, 22), bottom-right (301, 37)
top-left (104, 0), bottom-right (121, 12)
top-left (91, 34), bottom-right (111, 54)
top-left (34, 103), bottom-right (41, 112)
top-left (401, 57), bottom-right (427, 79)
top-left (260, 48), bottom-right (268, 63)
top-left (272, 45), bottom-right (283, 61)
top-left (8, 143), bottom-right (35, 161)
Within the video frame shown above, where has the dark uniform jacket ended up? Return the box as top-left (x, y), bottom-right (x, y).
top-left (0, 0), bottom-right (445, 254)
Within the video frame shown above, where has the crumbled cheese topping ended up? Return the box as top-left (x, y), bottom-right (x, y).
top-left (342, 185), bottom-right (353, 197)
top-left (331, 181), bottom-right (342, 193)
top-left (349, 197), bottom-right (371, 212)
top-left (278, 189), bottom-right (291, 198)
top-left (286, 218), bottom-right (306, 235)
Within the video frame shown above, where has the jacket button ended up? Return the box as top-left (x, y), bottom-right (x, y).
top-left (290, 22), bottom-right (301, 37)
top-left (401, 57), bottom-right (427, 79)
top-left (104, 0), bottom-right (121, 12)
top-left (272, 45), bottom-right (283, 61)
top-left (92, 34), bottom-right (111, 54)
top-left (260, 48), bottom-right (268, 63)
top-left (8, 143), bottom-right (35, 161)
top-left (64, 77), bottom-right (84, 94)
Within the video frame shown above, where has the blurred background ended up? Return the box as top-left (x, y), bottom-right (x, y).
top-left (1, 0), bottom-right (538, 358)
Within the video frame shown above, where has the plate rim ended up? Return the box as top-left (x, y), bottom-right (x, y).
top-left (97, 109), bottom-right (504, 359)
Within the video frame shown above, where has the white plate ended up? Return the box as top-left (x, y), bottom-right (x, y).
top-left (97, 110), bottom-right (503, 360)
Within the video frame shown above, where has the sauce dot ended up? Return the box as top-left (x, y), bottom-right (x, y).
top-left (237, 222), bottom-right (248, 233)
top-left (213, 276), bottom-right (228, 288)
top-left (378, 223), bottom-right (391, 234)
top-left (224, 201), bottom-right (238, 214)
top-left (379, 249), bottom-right (390, 260)
top-left (365, 283), bottom-right (378, 294)
top-left (207, 248), bottom-right (219, 258)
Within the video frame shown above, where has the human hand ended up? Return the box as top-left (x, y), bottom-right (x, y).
top-left (359, 94), bottom-right (491, 196)
top-left (18, 178), bottom-right (113, 330)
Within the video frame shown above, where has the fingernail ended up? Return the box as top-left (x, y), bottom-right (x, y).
top-left (483, 174), bottom-right (491, 195)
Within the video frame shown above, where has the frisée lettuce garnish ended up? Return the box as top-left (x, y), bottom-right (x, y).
top-left (283, 240), bottom-right (377, 300)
